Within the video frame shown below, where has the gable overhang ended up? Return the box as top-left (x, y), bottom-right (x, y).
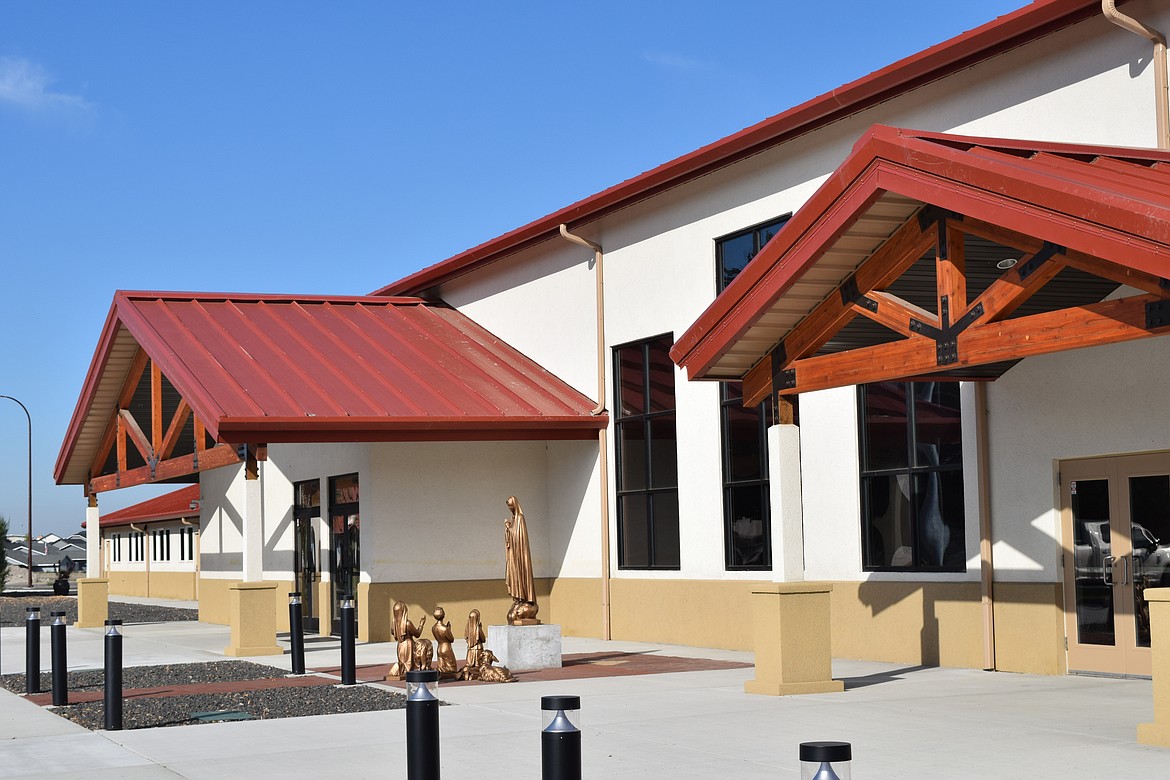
top-left (671, 125), bottom-right (1170, 402)
top-left (56, 291), bottom-right (607, 491)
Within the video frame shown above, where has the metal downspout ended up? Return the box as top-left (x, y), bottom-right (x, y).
top-left (1103, 0), bottom-right (1170, 148)
top-left (558, 224), bottom-right (612, 640)
top-left (975, 383), bottom-right (996, 671)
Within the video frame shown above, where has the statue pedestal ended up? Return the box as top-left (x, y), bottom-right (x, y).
top-left (487, 624), bottom-right (562, 671)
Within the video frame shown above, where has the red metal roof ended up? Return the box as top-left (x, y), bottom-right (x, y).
top-left (373, 0), bottom-right (1110, 297)
top-left (56, 292), bottom-right (606, 485)
top-left (89, 485), bottom-right (200, 528)
top-left (671, 125), bottom-right (1170, 381)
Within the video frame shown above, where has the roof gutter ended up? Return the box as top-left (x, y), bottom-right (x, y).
top-left (1102, 0), bottom-right (1170, 148)
top-left (558, 224), bottom-right (612, 641)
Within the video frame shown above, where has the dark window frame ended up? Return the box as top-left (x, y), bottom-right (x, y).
top-left (614, 334), bottom-right (680, 571)
top-left (714, 213), bottom-right (792, 293)
top-left (858, 381), bottom-right (966, 573)
top-left (720, 382), bottom-right (774, 571)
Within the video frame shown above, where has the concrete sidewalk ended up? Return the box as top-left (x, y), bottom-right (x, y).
top-left (1, 617), bottom-right (1164, 778)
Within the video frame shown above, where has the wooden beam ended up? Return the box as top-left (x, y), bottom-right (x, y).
top-left (970, 251), bottom-right (1067, 325)
top-left (957, 216), bottom-right (1045, 256)
top-left (743, 218), bottom-right (938, 406)
top-left (1062, 248), bottom-right (1170, 299)
top-left (118, 409), bottom-right (155, 464)
top-left (151, 360), bottom-right (163, 453)
top-left (159, 399), bottom-right (191, 460)
top-left (89, 348), bottom-right (150, 480)
top-left (778, 292), bottom-right (1170, 395)
top-left (776, 396), bottom-right (795, 425)
top-left (91, 443), bottom-right (242, 493)
top-left (193, 414), bottom-right (207, 452)
top-left (938, 219), bottom-right (967, 320)
top-left (853, 290), bottom-right (939, 339)
top-left (116, 414), bottom-right (127, 474)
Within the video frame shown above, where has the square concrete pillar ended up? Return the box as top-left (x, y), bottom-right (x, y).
top-left (76, 578), bottom-right (109, 628)
top-left (745, 582), bottom-right (844, 696)
top-left (224, 581), bottom-right (282, 656)
top-left (1139, 587), bottom-right (1170, 746)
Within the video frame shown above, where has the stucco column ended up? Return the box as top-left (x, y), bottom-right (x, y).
top-left (76, 578), bottom-right (109, 628)
top-left (242, 462), bottom-right (263, 582)
top-left (745, 582), bottom-right (844, 696)
top-left (1138, 587), bottom-right (1170, 746)
top-left (85, 494), bottom-right (100, 576)
top-left (768, 424), bottom-right (805, 582)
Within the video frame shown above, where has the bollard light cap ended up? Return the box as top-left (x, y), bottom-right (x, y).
top-left (541, 695), bottom-right (580, 711)
top-left (104, 619), bottom-right (123, 626)
top-left (799, 741), bottom-right (851, 763)
top-left (406, 669), bottom-right (439, 683)
top-left (26, 606), bottom-right (41, 612)
top-left (50, 610), bottom-right (66, 616)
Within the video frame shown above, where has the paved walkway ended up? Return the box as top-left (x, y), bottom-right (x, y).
top-left (1, 610), bottom-right (1165, 778)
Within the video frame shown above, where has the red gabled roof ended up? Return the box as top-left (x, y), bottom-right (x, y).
top-left (671, 125), bottom-right (1170, 381)
top-left (88, 485), bottom-right (200, 528)
top-left (374, 0), bottom-right (1111, 297)
top-left (56, 292), bottom-right (606, 485)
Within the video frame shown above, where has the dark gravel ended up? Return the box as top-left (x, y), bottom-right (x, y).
top-left (0, 595), bottom-right (198, 626)
top-left (1, 660), bottom-right (287, 695)
top-left (53, 683), bottom-right (406, 730)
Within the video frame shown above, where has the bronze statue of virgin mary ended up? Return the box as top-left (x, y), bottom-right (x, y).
top-left (504, 495), bottom-right (539, 624)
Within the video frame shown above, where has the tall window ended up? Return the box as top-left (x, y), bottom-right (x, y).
top-left (179, 526), bottom-right (195, 561)
top-left (716, 215), bottom-right (789, 570)
top-left (614, 335), bottom-right (680, 569)
top-left (859, 381), bottom-right (966, 571)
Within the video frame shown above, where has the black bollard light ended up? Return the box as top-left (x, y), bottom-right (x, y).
top-left (104, 619), bottom-right (123, 731)
top-left (406, 668), bottom-right (440, 780)
top-left (289, 592), bottom-right (306, 675)
top-left (799, 741), bottom-right (852, 780)
top-left (541, 695), bottom-right (582, 780)
top-left (50, 611), bottom-right (68, 706)
top-left (339, 595), bottom-right (356, 685)
top-left (25, 607), bottom-right (41, 695)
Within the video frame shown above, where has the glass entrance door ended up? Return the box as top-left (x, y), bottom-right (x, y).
top-left (328, 473), bottom-right (360, 636)
top-left (1062, 453), bottom-right (1170, 676)
top-left (293, 516), bottom-right (319, 633)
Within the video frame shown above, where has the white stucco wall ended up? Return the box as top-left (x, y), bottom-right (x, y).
top-left (428, 7), bottom-right (1166, 585)
top-left (986, 336), bottom-right (1170, 584)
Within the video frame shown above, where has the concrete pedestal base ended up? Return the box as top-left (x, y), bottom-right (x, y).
top-left (746, 582), bottom-right (843, 696)
top-left (487, 623), bottom-right (562, 671)
top-left (1139, 588), bottom-right (1170, 746)
top-left (224, 581), bottom-right (282, 657)
top-left (76, 578), bottom-right (109, 628)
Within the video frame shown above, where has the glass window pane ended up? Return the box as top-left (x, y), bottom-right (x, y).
top-left (1071, 478), bottom-right (1114, 646)
top-left (726, 402), bottom-right (762, 482)
top-left (913, 382), bottom-right (963, 468)
top-left (862, 474), bottom-right (914, 567)
top-left (649, 416), bottom-right (677, 488)
top-left (756, 217), bottom-right (789, 250)
top-left (617, 346), bottom-right (644, 417)
top-left (913, 471), bottom-right (965, 568)
top-left (650, 492), bottom-right (680, 568)
top-left (727, 485), bottom-right (769, 568)
top-left (332, 473), bottom-right (359, 505)
top-left (618, 421), bottom-right (647, 491)
top-left (863, 382), bottom-right (909, 471)
top-left (718, 232), bottom-right (755, 291)
top-left (1131, 474), bottom-right (1170, 648)
top-left (646, 337), bottom-right (675, 413)
top-left (620, 495), bottom-right (649, 568)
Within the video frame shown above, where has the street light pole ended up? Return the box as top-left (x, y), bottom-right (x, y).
top-left (0, 395), bottom-right (33, 588)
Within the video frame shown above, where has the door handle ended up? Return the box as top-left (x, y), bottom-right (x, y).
top-left (1103, 555), bottom-right (1115, 585)
top-left (1118, 554), bottom-right (1129, 587)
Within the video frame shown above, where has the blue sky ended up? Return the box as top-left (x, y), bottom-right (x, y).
top-left (0, 1), bottom-right (1025, 536)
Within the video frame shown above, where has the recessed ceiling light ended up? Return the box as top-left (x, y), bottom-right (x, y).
top-left (996, 258), bottom-right (1018, 270)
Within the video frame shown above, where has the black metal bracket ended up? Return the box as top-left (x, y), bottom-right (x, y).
top-left (908, 301), bottom-right (985, 366)
top-left (916, 205), bottom-right (963, 233)
top-left (1146, 299), bottom-right (1170, 329)
top-left (771, 345), bottom-right (797, 393)
top-left (839, 274), bottom-right (861, 305)
top-left (857, 295), bottom-right (879, 314)
top-left (1017, 241), bottom-right (1064, 281)
top-left (779, 368), bottom-right (797, 390)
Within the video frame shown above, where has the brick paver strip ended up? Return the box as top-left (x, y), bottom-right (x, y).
top-left (27, 672), bottom-right (339, 706)
top-left (316, 651), bottom-right (752, 688)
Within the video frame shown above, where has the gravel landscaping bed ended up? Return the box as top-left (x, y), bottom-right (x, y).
top-left (51, 683), bottom-right (407, 730)
top-left (0, 595), bottom-right (198, 626)
top-left (1, 660), bottom-right (287, 695)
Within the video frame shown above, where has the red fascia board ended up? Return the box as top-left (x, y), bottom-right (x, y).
top-left (98, 507), bottom-right (195, 528)
top-left (375, 0), bottom-right (1107, 297)
top-left (118, 290), bottom-right (427, 306)
top-left (215, 415), bottom-right (609, 443)
top-left (54, 299), bottom-right (125, 484)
